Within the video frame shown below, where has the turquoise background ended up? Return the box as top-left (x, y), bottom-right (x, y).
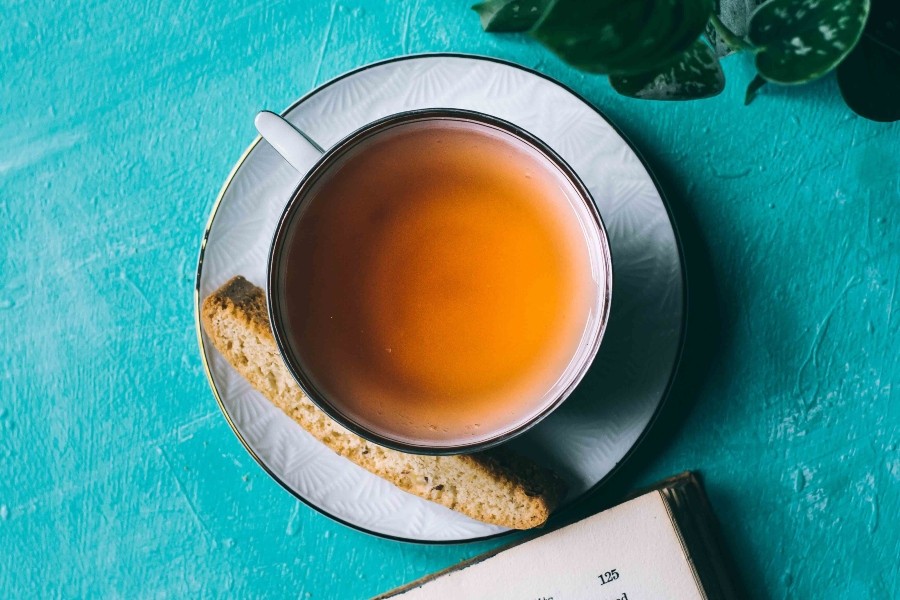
top-left (1, 0), bottom-right (897, 597)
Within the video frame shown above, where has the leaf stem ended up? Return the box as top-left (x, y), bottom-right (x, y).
top-left (744, 74), bottom-right (767, 105)
top-left (710, 14), bottom-right (755, 53)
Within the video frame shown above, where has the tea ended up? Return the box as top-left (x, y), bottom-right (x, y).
top-left (280, 119), bottom-right (602, 445)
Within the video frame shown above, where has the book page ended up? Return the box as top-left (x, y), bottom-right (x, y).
top-left (383, 491), bottom-right (703, 600)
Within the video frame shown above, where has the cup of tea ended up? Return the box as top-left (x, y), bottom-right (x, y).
top-left (257, 108), bottom-right (612, 454)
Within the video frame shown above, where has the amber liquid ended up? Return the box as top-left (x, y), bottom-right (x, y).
top-left (281, 119), bottom-right (600, 445)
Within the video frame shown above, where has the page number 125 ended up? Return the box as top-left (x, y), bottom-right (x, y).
top-left (598, 569), bottom-right (620, 585)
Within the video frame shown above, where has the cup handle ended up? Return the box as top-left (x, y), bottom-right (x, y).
top-left (254, 110), bottom-right (325, 173)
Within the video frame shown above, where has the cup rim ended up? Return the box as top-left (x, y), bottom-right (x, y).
top-left (267, 107), bottom-right (613, 455)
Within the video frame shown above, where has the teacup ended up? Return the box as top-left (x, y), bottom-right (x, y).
top-left (257, 108), bottom-right (612, 454)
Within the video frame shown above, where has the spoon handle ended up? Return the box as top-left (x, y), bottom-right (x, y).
top-left (254, 110), bottom-right (325, 173)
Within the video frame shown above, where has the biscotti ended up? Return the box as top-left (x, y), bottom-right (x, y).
top-left (201, 276), bottom-right (567, 529)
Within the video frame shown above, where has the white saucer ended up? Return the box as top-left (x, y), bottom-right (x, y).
top-left (195, 54), bottom-right (685, 543)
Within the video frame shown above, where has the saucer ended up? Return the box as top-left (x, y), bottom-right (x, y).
top-left (195, 54), bottom-right (685, 543)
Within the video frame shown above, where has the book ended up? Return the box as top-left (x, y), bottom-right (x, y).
top-left (375, 472), bottom-right (737, 600)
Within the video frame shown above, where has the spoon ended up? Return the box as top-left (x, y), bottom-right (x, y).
top-left (254, 110), bottom-right (325, 173)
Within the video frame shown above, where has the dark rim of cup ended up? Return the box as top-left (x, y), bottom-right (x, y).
top-left (267, 108), bottom-right (613, 455)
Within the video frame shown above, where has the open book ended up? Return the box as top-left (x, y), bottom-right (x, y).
top-left (375, 472), bottom-right (737, 599)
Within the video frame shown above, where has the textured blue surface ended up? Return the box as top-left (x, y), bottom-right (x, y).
top-left (1, 1), bottom-right (897, 597)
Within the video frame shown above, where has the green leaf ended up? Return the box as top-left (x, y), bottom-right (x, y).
top-left (530, 0), bottom-right (715, 75)
top-left (472, 0), bottom-right (551, 32)
top-left (609, 39), bottom-right (725, 99)
top-left (744, 73), bottom-right (767, 103)
top-left (836, 0), bottom-right (900, 121)
top-left (706, 0), bottom-right (765, 55)
top-left (748, 0), bottom-right (870, 84)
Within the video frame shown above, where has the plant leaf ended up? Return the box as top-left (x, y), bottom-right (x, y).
top-left (706, 0), bottom-right (765, 55)
top-left (836, 0), bottom-right (900, 121)
top-left (530, 0), bottom-right (715, 75)
top-left (472, 0), bottom-right (551, 32)
top-left (609, 39), bottom-right (725, 99)
top-left (748, 0), bottom-right (870, 84)
top-left (744, 73), bottom-right (768, 103)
